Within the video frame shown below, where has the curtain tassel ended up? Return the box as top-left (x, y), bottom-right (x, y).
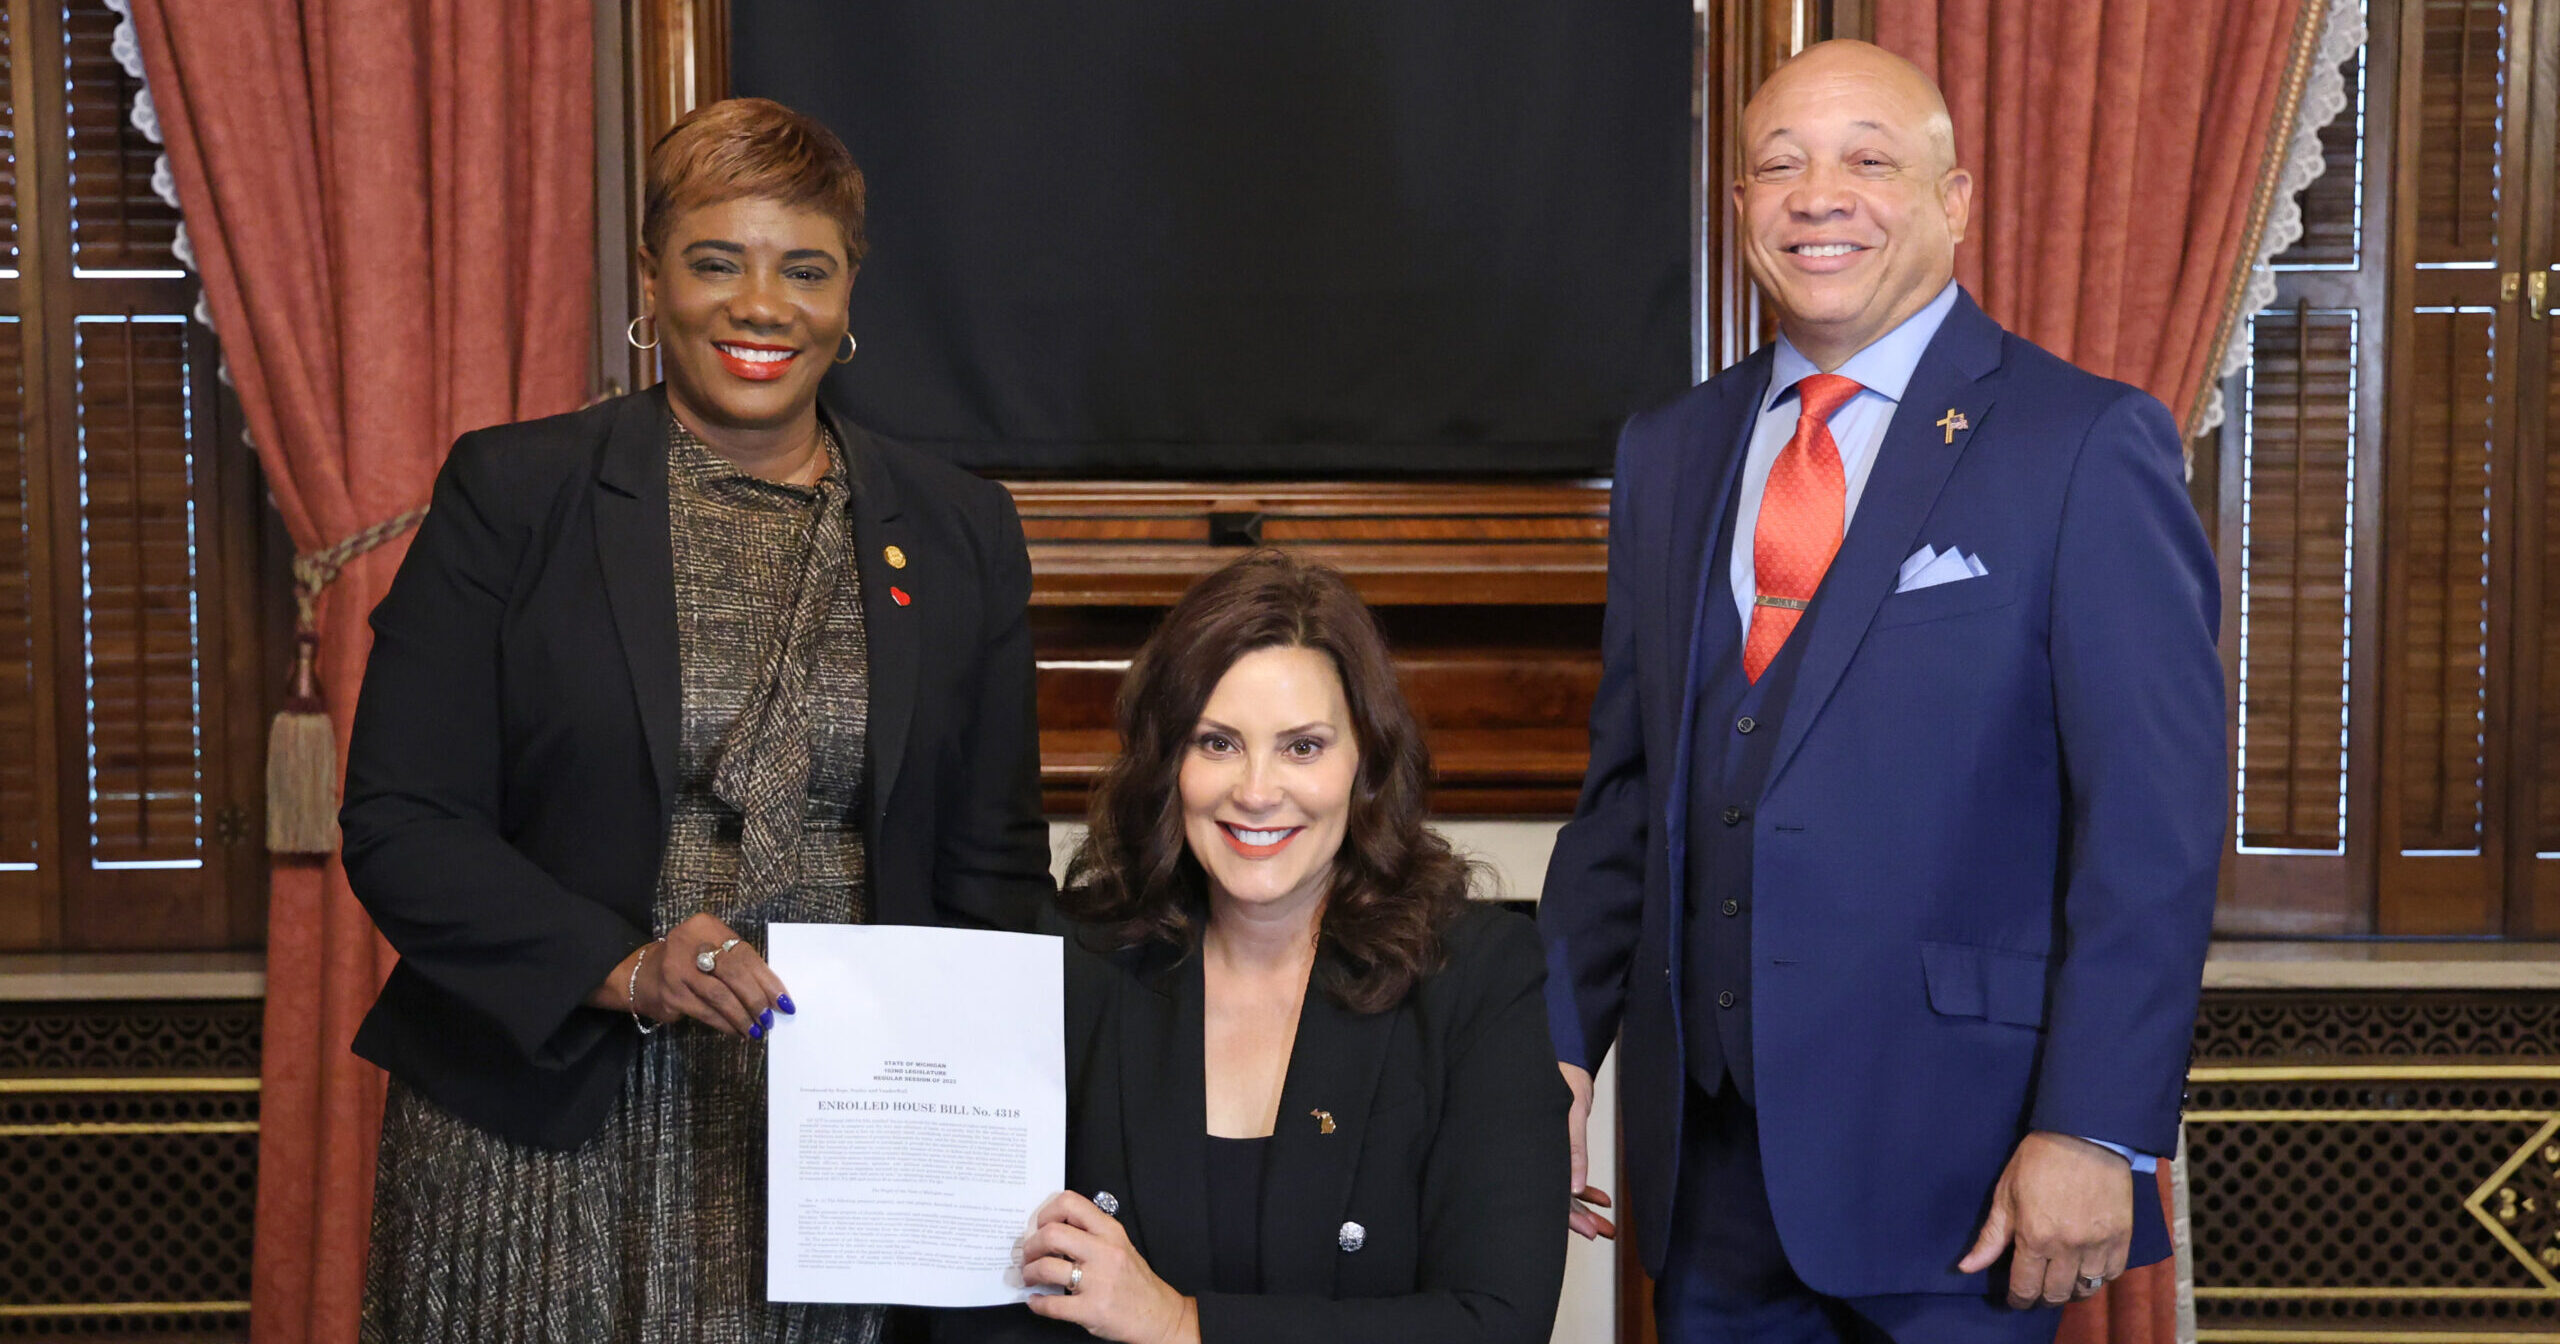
top-left (266, 631), bottom-right (340, 856)
top-left (264, 503), bottom-right (431, 857)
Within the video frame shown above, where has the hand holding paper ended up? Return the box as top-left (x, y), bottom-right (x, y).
top-left (764, 923), bottom-right (1065, 1308)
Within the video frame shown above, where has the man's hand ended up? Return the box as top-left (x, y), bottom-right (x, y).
top-left (1559, 1062), bottom-right (1617, 1240)
top-left (1957, 1130), bottom-right (2134, 1307)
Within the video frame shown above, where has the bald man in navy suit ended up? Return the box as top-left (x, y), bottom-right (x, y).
top-left (1536, 41), bottom-right (2221, 1344)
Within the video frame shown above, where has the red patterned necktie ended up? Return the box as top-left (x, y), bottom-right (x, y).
top-left (1743, 372), bottom-right (1865, 682)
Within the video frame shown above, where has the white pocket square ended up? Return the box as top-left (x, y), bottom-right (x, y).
top-left (1895, 545), bottom-right (1988, 593)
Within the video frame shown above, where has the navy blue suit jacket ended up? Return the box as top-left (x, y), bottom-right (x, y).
top-left (1538, 292), bottom-right (2222, 1295)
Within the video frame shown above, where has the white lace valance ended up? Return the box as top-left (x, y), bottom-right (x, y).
top-left (2193, 0), bottom-right (2368, 441)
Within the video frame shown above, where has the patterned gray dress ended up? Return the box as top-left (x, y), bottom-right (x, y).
top-left (363, 416), bottom-right (885, 1344)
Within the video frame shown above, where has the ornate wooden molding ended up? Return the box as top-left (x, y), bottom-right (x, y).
top-left (602, 0), bottom-right (730, 397)
top-left (632, 0), bottom-right (730, 144)
top-left (1012, 480), bottom-right (1608, 607)
top-left (1012, 481), bottom-right (1608, 816)
top-left (1700, 0), bottom-right (1817, 375)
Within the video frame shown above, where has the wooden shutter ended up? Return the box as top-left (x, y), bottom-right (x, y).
top-left (2214, 4), bottom-right (2399, 936)
top-left (61, 1), bottom-right (177, 272)
top-left (0, 1), bottom-right (17, 272)
top-left (0, 0), bottom-right (23, 877)
top-left (0, 0), bottom-right (40, 945)
top-left (2538, 311), bottom-right (2560, 868)
top-left (2412, 0), bottom-right (2505, 264)
top-left (2386, 307), bottom-right (2498, 859)
top-left (0, 0), bottom-right (269, 949)
top-left (0, 316), bottom-right (31, 870)
top-left (2188, 0), bottom-right (2560, 935)
top-left (2522, 0), bottom-right (2560, 929)
top-left (2272, 44), bottom-right (2366, 268)
top-left (2372, 0), bottom-right (2544, 933)
top-left (2236, 304), bottom-right (2357, 854)
top-left (70, 315), bottom-right (203, 868)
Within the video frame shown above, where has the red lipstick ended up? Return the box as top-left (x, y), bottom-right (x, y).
top-left (715, 341), bottom-right (798, 382)
top-left (1219, 823), bottom-right (1302, 858)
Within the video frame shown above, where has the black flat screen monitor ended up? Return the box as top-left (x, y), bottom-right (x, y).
top-left (732, 1), bottom-right (1694, 476)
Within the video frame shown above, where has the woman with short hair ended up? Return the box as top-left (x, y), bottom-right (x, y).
top-left (953, 549), bottom-right (1568, 1344)
top-left (345, 97), bottom-right (1052, 1342)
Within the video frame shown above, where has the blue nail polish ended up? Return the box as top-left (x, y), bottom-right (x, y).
top-left (749, 1023), bottom-right (763, 1041)
top-left (760, 1008), bottom-right (774, 1029)
top-left (778, 995), bottom-right (796, 1015)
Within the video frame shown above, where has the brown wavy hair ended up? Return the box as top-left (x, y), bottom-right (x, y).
top-left (644, 98), bottom-right (868, 266)
top-left (1061, 550), bottom-right (1475, 1013)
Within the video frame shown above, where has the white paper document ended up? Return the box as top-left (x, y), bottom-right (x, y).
top-left (765, 923), bottom-right (1064, 1307)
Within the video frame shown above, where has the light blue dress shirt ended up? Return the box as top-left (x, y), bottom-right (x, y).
top-left (1727, 281), bottom-right (1958, 635)
top-left (1725, 280), bottom-right (2156, 1177)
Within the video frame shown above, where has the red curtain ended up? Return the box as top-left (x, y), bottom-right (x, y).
top-left (121, 5), bottom-right (594, 1341)
top-left (1873, 0), bottom-right (2327, 1338)
top-left (1877, 0), bottom-right (2324, 435)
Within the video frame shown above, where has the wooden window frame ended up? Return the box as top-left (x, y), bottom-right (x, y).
top-left (0, 0), bottom-right (272, 951)
top-left (2212, 0), bottom-right (2560, 938)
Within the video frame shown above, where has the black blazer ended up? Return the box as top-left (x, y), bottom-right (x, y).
top-left (342, 386), bottom-right (1054, 1151)
top-left (949, 902), bottom-right (1569, 1344)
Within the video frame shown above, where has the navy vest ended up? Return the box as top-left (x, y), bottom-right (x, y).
top-left (1682, 465), bottom-right (1818, 1105)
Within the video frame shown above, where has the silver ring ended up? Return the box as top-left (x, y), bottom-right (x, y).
top-left (695, 937), bottom-right (741, 975)
top-left (2077, 1273), bottom-right (2106, 1292)
top-left (1067, 1264), bottom-right (1082, 1294)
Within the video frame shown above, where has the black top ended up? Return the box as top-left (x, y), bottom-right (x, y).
top-left (942, 902), bottom-right (1569, 1344)
top-left (1205, 1135), bottom-right (1268, 1294)
top-left (340, 386), bottom-right (1055, 1151)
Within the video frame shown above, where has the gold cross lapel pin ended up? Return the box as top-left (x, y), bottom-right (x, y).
top-left (1936, 409), bottom-right (1970, 444)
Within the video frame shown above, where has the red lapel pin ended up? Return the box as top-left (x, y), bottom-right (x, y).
top-left (890, 586), bottom-right (911, 606)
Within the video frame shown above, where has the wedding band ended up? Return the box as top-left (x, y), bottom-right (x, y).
top-left (2077, 1273), bottom-right (2106, 1292)
top-left (1067, 1264), bottom-right (1082, 1294)
top-left (695, 937), bottom-right (741, 974)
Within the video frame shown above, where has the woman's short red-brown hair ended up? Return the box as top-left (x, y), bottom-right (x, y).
top-left (643, 97), bottom-right (868, 266)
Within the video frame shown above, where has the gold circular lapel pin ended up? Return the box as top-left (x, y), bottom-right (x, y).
top-left (885, 545), bottom-right (907, 569)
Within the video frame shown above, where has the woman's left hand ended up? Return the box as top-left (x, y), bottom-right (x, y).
top-left (1019, 1191), bottom-right (1199, 1344)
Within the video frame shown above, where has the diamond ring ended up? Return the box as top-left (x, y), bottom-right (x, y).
top-left (695, 937), bottom-right (741, 974)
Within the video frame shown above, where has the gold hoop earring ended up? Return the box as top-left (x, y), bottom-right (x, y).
top-left (626, 314), bottom-right (658, 350)
top-left (835, 332), bottom-right (858, 365)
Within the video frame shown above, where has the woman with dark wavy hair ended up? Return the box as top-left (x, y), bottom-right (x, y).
top-left (949, 549), bottom-right (1568, 1344)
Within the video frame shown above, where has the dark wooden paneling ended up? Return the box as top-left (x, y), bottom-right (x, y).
top-left (615, 0), bottom-right (730, 396)
top-left (1699, 0), bottom-right (1797, 375)
top-left (1014, 481), bottom-right (1608, 816)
